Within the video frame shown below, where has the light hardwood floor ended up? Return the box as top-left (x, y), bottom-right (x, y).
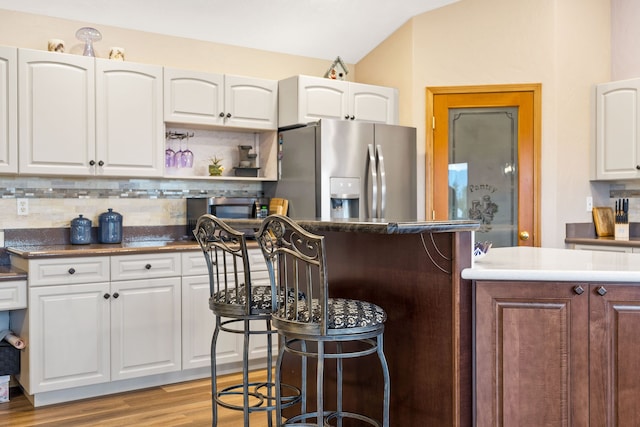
top-left (0, 369), bottom-right (276, 426)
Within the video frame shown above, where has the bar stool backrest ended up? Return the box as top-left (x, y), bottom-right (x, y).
top-left (193, 214), bottom-right (253, 317)
top-left (256, 215), bottom-right (329, 336)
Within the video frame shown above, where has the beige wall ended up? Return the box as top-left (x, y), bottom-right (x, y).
top-left (0, 9), bottom-right (352, 80)
top-left (356, 0), bottom-right (611, 248)
top-left (0, 3), bottom-right (614, 246)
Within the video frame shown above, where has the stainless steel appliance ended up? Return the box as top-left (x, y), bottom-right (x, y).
top-left (186, 197), bottom-right (269, 237)
top-left (270, 120), bottom-right (417, 220)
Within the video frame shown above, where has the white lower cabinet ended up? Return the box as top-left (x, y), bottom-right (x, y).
top-left (10, 248), bottom-right (274, 403)
top-left (181, 248), bottom-right (276, 371)
top-left (28, 282), bottom-right (111, 393)
top-left (12, 253), bottom-right (182, 396)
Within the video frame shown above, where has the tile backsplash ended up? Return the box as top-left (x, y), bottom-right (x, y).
top-left (0, 176), bottom-right (262, 229)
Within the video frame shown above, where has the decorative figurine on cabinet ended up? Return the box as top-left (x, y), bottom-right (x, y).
top-left (324, 56), bottom-right (349, 80)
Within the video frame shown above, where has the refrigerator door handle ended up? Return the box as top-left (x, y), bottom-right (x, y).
top-left (376, 144), bottom-right (386, 219)
top-left (367, 144), bottom-right (378, 218)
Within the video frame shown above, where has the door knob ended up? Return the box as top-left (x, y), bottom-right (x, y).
top-left (519, 231), bottom-right (530, 241)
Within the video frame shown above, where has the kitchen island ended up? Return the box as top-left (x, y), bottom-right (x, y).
top-left (462, 247), bottom-right (640, 426)
top-left (228, 217), bottom-right (480, 426)
top-left (6, 218), bottom-right (480, 422)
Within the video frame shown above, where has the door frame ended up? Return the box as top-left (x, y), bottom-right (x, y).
top-left (426, 84), bottom-right (541, 246)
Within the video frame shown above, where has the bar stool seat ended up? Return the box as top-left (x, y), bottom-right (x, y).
top-left (256, 214), bottom-right (390, 427)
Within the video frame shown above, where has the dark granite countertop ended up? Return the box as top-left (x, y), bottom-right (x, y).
top-left (0, 264), bottom-right (27, 282)
top-left (4, 219), bottom-right (479, 261)
top-left (6, 240), bottom-right (202, 259)
top-left (223, 218), bottom-right (480, 234)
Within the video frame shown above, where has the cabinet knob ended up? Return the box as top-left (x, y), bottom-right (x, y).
top-left (596, 286), bottom-right (607, 296)
top-left (68, 268), bottom-right (76, 275)
top-left (226, 113), bottom-right (232, 118)
top-left (573, 285), bottom-right (585, 295)
top-left (344, 115), bottom-right (350, 120)
top-left (98, 160), bottom-right (104, 167)
top-left (103, 293), bottom-right (110, 299)
top-left (219, 112), bottom-right (225, 117)
top-left (145, 263), bottom-right (152, 270)
top-left (636, 165), bottom-right (640, 170)
top-left (519, 231), bottom-right (530, 241)
top-left (89, 160), bottom-right (96, 166)
top-left (350, 115), bottom-right (355, 120)
top-left (113, 292), bottom-right (120, 299)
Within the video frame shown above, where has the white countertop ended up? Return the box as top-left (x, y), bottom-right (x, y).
top-left (462, 246), bottom-right (640, 282)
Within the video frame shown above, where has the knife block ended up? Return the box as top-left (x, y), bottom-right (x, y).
top-left (615, 223), bottom-right (630, 241)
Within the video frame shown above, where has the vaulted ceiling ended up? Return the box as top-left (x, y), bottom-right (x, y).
top-left (0, 0), bottom-right (459, 63)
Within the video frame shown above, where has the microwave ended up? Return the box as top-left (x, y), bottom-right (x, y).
top-left (186, 197), bottom-right (269, 238)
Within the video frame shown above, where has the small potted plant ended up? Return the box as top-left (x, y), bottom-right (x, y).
top-left (208, 156), bottom-right (224, 176)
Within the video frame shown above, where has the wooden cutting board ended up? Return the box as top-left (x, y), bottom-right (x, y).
top-left (593, 207), bottom-right (614, 237)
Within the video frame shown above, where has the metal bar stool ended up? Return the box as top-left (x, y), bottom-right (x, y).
top-left (255, 214), bottom-right (390, 427)
top-left (193, 214), bottom-right (301, 426)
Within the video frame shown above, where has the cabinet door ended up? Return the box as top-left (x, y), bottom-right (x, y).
top-left (349, 82), bottom-right (398, 124)
top-left (0, 45), bottom-right (17, 173)
top-left (95, 59), bottom-right (164, 177)
top-left (590, 284), bottom-right (640, 426)
top-left (181, 275), bottom-right (241, 369)
top-left (279, 75), bottom-right (349, 128)
top-left (18, 49), bottom-right (95, 175)
top-left (594, 79), bottom-right (640, 180)
top-left (28, 282), bottom-right (110, 393)
top-left (224, 75), bottom-right (277, 130)
top-left (475, 281), bottom-right (589, 426)
top-left (110, 277), bottom-right (181, 380)
top-left (164, 67), bottom-right (224, 126)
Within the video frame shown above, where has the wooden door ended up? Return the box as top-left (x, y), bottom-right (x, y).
top-left (474, 280), bottom-right (589, 426)
top-left (427, 85), bottom-right (540, 246)
top-left (590, 284), bottom-right (640, 426)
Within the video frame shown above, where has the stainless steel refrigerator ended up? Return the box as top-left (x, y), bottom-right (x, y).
top-left (269, 119), bottom-right (417, 221)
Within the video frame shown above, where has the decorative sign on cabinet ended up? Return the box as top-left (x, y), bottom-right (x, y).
top-left (278, 75), bottom-right (398, 128)
top-left (592, 78), bottom-right (640, 180)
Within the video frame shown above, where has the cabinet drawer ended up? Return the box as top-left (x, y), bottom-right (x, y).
top-left (111, 253), bottom-right (181, 281)
top-left (0, 280), bottom-right (27, 309)
top-left (181, 251), bottom-right (208, 277)
top-left (28, 257), bottom-right (110, 287)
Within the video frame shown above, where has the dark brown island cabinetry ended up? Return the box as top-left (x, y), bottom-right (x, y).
top-left (475, 281), bottom-right (640, 426)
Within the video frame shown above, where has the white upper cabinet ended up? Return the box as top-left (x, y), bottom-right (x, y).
top-left (164, 68), bottom-right (224, 126)
top-left (278, 75), bottom-right (398, 128)
top-left (593, 78), bottom-right (640, 180)
top-left (0, 45), bottom-right (17, 174)
top-left (18, 49), bottom-right (96, 176)
top-left (95, 59), bottom-right (164, 177)
top-left (224, 75), bottom-right (278, 130)
top-left (18, 48), bottom-right (163, 177)
top-left (164, 68), bottom-right (277, 130)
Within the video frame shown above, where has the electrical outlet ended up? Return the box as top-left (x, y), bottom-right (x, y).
top-left (586, 196), bottom-right (593, 212)
top-left (17, 198), bottom-right (29, 216)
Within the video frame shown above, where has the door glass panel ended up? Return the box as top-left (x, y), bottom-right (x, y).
top-left (448, 107), bottom-right (518, 247)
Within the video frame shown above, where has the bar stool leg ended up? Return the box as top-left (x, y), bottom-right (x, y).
top-left (211, 318), bottom-right (221, 427)
top-left (336, 342), bottom-right (343, 427)
top-left (243, 319), bottom-right (250, 427)
top-left (275, 338), bottom-right (286, 426)
top-left (377, 334), bottom-right (390, 427)
top-left (317, 341), bottom-right (325, 426)
top-left (266, 318), bottom-right (273, 427)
